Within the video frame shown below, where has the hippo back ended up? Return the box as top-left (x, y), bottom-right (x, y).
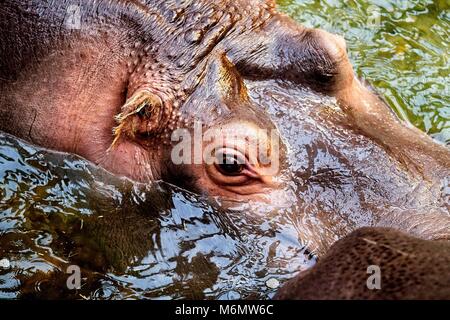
top-left (275, 227), bottom-right (450, 300)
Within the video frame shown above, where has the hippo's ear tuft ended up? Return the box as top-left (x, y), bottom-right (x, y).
top-left (207, 53), bottom-right (249, 103)
top-left (109, 90), bottom-right (168, 150)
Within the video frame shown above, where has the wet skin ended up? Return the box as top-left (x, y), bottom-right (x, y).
top-left (0, 0), bottom-right (449, 270)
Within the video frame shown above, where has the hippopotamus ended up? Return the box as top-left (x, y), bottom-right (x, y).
top-left (0, 0), bottom-right (449, 298)
top-left (275, 227), bottom-right (450, 299)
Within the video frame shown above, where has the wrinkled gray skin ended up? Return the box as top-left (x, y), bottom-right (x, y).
top-left (0, 0), bottom-right (449, 298)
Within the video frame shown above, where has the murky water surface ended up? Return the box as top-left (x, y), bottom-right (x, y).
top-left (0, 0), bottom-right (448, 299)
top-left (0, 133), bottom-right (315, 299)
top-left (279, 0), bottom-right (449, 144)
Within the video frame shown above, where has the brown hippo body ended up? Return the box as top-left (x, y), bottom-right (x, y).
top-left (275, 227), bottom-right (450, 300)
top-left (0, 0), bottom-right (449, 299)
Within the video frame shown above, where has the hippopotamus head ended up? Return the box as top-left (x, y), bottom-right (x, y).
top-left (1, 0), bottom-right (449, 253)
top-left (103, 9), bottom-right (357, 205)
top-left (90, 4), bottom-right (448, 251)
top-left (112, 52), bottom-right (287, 202)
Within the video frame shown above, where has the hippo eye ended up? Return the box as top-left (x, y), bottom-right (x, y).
top-left (215, 153), bottom-right (245, 176)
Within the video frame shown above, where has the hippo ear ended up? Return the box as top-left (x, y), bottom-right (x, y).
top-left (205, 53), bottom-right (249, 103)
top-left (109, 89), bottom-right (168, 150)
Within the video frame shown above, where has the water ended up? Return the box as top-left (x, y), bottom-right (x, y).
top-left (278, 0), bottom-right (449, 144)
top-left (0, 133), bottom-right (315, 299)
top-left (0, 0), bottom-right (448, 299)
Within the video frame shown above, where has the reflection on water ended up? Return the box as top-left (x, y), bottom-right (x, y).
top-left (1, 0), bottom-right (448, 300)
top-left (279, 0), bottom-right (449, 144)
top-left (0, 133), bottom-right (315, 299)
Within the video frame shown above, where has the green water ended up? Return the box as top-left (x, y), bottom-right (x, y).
top-left (278, 0), bottom-right (450, 144)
